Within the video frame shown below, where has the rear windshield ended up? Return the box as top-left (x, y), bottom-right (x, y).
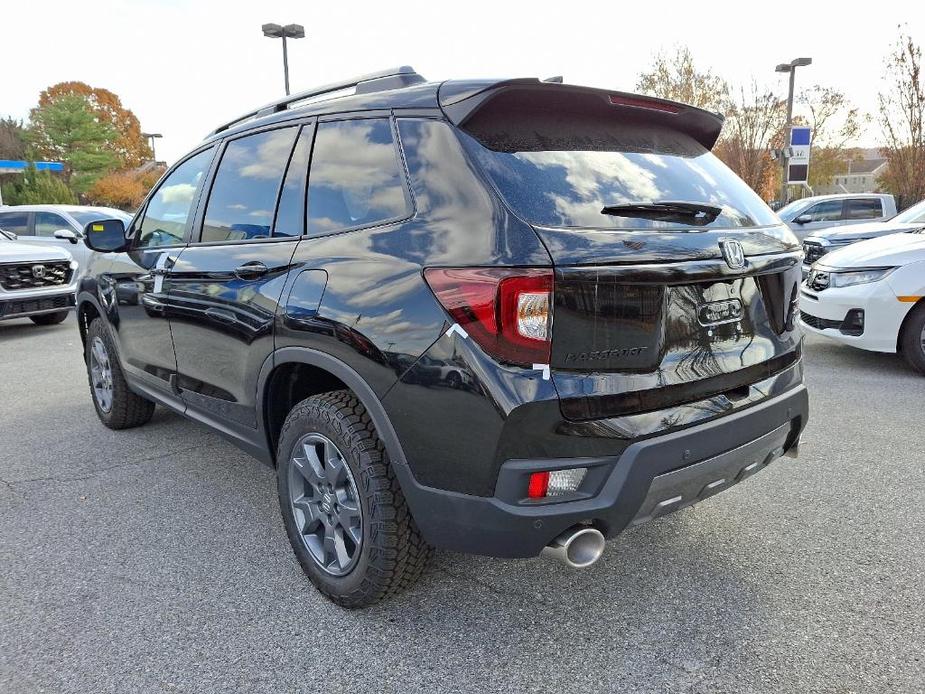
top-left (458, 122), bottom-right (779, 231)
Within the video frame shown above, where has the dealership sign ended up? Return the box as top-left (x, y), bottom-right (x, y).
top-left (787, 127), bottom-right (811, 184)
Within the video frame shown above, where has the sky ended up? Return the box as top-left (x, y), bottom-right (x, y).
top-left (3, 0), bottom-right (923, 165)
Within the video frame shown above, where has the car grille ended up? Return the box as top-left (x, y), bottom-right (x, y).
top-left (0, 294), bottom-right (74, 317)
top-left (0, 261), bottom-right (72, 290)
top-left (800, 311), bottom-right (841, 331)
top-left (803, 241), bottom-right (827, 266)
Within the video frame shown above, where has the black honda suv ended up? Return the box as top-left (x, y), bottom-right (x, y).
top-left (76, 67), bottom-right (808, 607)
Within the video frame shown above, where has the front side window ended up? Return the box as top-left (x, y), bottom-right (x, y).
top-left (805, 200), bottom-right (843, 223)
top-left (307, 119), bottom-right (410, 236)
top-left (34, 212), bottom-right (71, 236)
top-left (0, 211), bottom-right (30, 235)
top-left (137, 148), bottom-right (213, 248)
top-left (201, 127), bottom-right (297, 243)
top-left (845, 198), bottom-right (882, 220)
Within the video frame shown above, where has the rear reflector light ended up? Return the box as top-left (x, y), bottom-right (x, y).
top-left (609, 94), bottom-right (681, 114)
top-left (424, 267), bottom-right (553, 366)
top-left (527, 467), bottom-right (588, 499)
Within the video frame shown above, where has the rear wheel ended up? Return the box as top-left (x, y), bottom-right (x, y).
top-left (277, 390), bottom-right (431, 608)
top-left (900, 303), bottom-right (925, 375)
top-left (85, 318), bottom-right (155, 428)
top-left (30, 311), bottom-right (69, 325)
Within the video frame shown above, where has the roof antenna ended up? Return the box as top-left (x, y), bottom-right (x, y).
top-left (543, 75), bottom-right (564, 83)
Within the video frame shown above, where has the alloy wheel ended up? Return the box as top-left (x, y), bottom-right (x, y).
top-left (89, 336), bottom-right (114, 413)
top-left (288, 433), bottom-right (363, 576)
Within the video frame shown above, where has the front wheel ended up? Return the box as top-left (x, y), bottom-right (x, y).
top-left (84, 318), bottom-right (156, 429)
top-left (900, 303), bottom-right (925, 376)
top-left (30, 311), bottom-right (69, 325)
top-left (277, 390), bottom-right (432, 608)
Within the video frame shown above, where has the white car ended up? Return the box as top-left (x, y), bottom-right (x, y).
top-left (777, 193), bottom-right (897, 242)
top-left (0, 228), bottom-right (79, 325)
top-left (0, 205), bottom-right (132, 277)
top-left (800, 230), bottom-right (925, 374)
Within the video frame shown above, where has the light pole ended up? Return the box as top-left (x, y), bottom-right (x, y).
top-left (775, 57), bottom-right (812, 204)
top-left (141, 132), bottom-right (162, 163)
top-left (262, 23), bottom-right (305, 96)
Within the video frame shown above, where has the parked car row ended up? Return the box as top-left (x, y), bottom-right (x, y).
top-left (0, 205), bottom-right (131, 324)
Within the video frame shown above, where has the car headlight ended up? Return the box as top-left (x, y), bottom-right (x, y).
top-left (827, 267), bottom-right (895, 288)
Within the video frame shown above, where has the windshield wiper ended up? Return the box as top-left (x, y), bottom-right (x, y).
top-left (600, 200), bottom-right (723, 227)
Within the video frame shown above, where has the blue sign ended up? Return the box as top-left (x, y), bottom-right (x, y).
top-left (790, 127), bottom-right (812, 147)
top-left (0, 160), bottom-right (65, 172)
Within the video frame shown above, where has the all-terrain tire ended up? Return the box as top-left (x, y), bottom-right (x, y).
top-left (85, 318), bottom-right (156, 429)
top-left (277, 390), bottom-right (432, 608)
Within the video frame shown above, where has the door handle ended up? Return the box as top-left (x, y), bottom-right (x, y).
top-left (234, 261), bottom-right (269, 280)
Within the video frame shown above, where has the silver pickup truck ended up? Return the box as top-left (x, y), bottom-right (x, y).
top-left (0, 228), bottom-right (78, 325)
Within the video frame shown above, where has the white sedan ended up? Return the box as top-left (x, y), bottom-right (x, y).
top-left (800, 230), bottom-right (925, 374)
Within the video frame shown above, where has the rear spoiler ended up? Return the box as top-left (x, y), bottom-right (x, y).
top-left (438, 79), bottom-right (725, 150)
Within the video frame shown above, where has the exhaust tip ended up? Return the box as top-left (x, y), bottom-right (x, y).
top-left (542, 526), bottom-right (606, 569)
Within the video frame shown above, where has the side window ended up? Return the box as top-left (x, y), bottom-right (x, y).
top-left (845, 198), bottom-right (883, 220)
top-left (806, 200), bottom-right (843, 223)
top-left (0, 211), bottom-right (30, 235)
top-left (273, 127), bottom-right (312, 238)
top-left (307, 119), bottom-right (410, 236)
top-left (137, 148), bottom-right (213, 248)
top-left (34, 212), bottom-right (72, 237)
top-left (200, 127), bottom-right (297, 243)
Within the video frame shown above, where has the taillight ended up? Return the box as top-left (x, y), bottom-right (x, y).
top-left (423, 267), bottom-right (553, 366)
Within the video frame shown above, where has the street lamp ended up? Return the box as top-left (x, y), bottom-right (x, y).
top-left (262, 23), bottom-right (305, 96)
top-left (141, 132), bottom-right (162, 163)
top-left (775, 57), bottom-right (812, 204)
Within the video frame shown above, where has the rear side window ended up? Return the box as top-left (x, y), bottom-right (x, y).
top-left (306, 119), bottom-right (410, 236)
top-left (201, 127), bottom-right (297, 243)
top-left (138, 148), bottom-right (213, 248)
top-left (0, 211), bottom-right (29, 235)
top-left (845, 198), bottom-right (882, 220)
top-left (805, 200), bottom-right (843, 222)
top-left (458, 121), bottom-right (780, 230)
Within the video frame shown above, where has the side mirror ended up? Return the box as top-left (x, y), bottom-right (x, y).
top-left (54, 228), bottom-right (80, 244)
top-left (794, 214), bottom-right (812, 225)
top-left (83, 219), bottom-right (128, 252)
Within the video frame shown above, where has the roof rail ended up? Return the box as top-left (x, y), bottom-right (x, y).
top-left (209, 66), bottom-right (425, 136)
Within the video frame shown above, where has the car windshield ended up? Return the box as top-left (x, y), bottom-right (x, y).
top-left (893, 199), bottom-right (925, 224)
top-left (459, 124), bottom-right (780, 231)
top-left (71, 209), bottom-right (132, 227)
top-left (776, 199), bottom-right (811, 220)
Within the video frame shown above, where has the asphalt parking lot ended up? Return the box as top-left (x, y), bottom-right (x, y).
top-left (1, 314), bottom-right (923, 693)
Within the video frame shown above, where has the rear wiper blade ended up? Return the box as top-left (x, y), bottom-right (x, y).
top-left (600, 200), bottom-right (723, 227)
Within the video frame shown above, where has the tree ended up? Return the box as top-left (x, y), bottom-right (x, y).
top-left (28, 94), bottom-right (119, 193)
top-left (636, 46), bottom-right (728, 112)
top-left (0, 117), bottom-right (28, 160)
top-left (795, 85), bottom-right (865, 189)
top-left (34, 82), bottom-right (152, 167)
top-left (877, 29), bottom-right (925, 206)
top-left (714, 83), bottom-right (787, 199)
top-left (0, 164), bottom-right (78, 205)
top-left (87, 166), bottom-right (162, 210)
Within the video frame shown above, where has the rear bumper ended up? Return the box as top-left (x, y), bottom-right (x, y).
top-left (395, 384), bottom-right (808, 558)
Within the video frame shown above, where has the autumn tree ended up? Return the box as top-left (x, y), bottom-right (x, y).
top-left (794, 85), bottom-right (865, 188)
top-left (713, 83), bottom-right (787, 198)
top-left (28, 94), bottom-right (120, 193)
top-left (33, 82), bottom-right (152, 167)
top-left (636, 46), bottom-right (728, 112)
top-left (87, 166), bottom-right (163, 210)
top-left (0, 117), bottom-right (28, 160)
top-left (878, 29), bottom-right (925, 206)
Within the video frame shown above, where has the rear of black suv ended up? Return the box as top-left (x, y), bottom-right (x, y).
top-left (385, 81), bottom-right (806, 563)
top-left (76, 71), bottom-right (807, 608)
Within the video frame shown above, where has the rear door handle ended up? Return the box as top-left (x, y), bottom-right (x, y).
top-left (234, 261), bottom-right (269, 280)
